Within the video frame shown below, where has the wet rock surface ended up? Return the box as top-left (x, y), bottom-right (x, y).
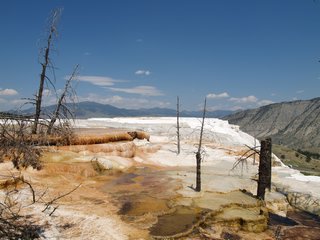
top-left (269, 210), bottom-right (320, 240)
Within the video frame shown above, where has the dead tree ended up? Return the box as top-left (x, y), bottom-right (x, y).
top-left (32, 8), bottom-right (62, 134)
top-left (257, 138), bottom-right (272, 200)
top-left (176, 96), bottom-right (180, 154)
top-left (46, 64), bottom-right (79, 135)
top-left (195, 98), bottom-right (206, 192)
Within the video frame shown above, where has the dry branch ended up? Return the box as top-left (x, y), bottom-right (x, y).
top-left (47, 64), bottom-right (79, 135)
top-left (42, 184), bottom-right (81, 213)
top-left (231, 145), bottom-right (260, 176)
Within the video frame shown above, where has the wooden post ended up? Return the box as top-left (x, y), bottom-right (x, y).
top-left (177, 96), bottom-right (180, 155)
top-left (257, 138), bottom-right (272, 200)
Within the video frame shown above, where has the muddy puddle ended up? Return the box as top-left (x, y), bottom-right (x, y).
top-left (149, 206), bottom-right (205, 238)
top-left (269, 209), bottom-right (320, 228)
top-left (269, 212), bottom-right (298, 226)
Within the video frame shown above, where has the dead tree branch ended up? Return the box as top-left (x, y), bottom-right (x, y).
top-left (47, 64), bottom-right (79, 135)
top-left (231, 145), bottom-right (260, 176)
top-left (42, 184), bottom-right (81, 214)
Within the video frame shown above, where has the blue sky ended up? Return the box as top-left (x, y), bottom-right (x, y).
top-left (0, 0), bottom-right (320, 111)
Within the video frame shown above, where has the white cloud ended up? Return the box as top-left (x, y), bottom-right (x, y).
top-left (205, 93), bottom-right (275, 111)
top-left (206, 92), bottom-right (229, 99)
top-left (296, 90), bottom-right (304, 94)
top-left (109, 85), bottom-right (163, 96)
top-left (75, 75), bottom-right (125, 86)
top-left (12, 99), bottom-right (28, 106)
top-left (98, 95), bottom-right (124, 105)
top-left (258, 99), bottom-right (274, 106)
top-left (0, 98), bottom-right (29, 111)
top-left (78, 94), bottom-right (170, 109)
top-left (135, 70), bottom-right (151, 76)
top-left (229, 95), bottom-right (258, 103)
top-left (43, 89), bottom-right (53, 96)
top-left (0, 88), bottom-right (18, 96)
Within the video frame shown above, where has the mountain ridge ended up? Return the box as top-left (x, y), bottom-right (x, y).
top-left (224, 97), bottom-right (320, 153)
top-left (9, 101), bottom-right (233, 119)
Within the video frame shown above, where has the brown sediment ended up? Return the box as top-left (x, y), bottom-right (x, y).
top-left (149, 206), bottom-right (206, 238)
top-left (30, 130), bottom-right (150, 146)
top-left (281, 226), bottom-right (320, 240)
top-left (0, 174), bottom-right (23, 189)
top-left (55, 142), bottom-right (137, 158)
top-left (211, 206), bottom-right (268, 233)
top-left (287, 210), bottom-right (320, 227)
top-left (148, 190), bottom-right (269, 239)
top-left (48, 139), bottom-right (160, 160)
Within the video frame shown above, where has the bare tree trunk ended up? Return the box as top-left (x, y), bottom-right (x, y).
top-left (195, 98), bottom-right (206, 192)
top-left (195, 152), bottom-right (201, 192)
top-left (32, 32), bottom-right (52, 134)
top-left (47, 64), bottom-right (79, 135)
top-left (32, 9), bottom-right (62, 134)
top-left (177, 96), bottom-right (180, 154)
top-left (257, 138), bottom-right (272, 200)
top-left (253, 136), bottom-right (256, 165)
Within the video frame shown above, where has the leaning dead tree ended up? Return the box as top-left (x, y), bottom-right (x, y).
top-left (195, 98), bottom-right (206, 192)
top-left (32, 8), bottom-right (62, 134)
top-left (176, 96), bottom-right (181, 154)
top-left (46, 64), bottom-right (79, 135)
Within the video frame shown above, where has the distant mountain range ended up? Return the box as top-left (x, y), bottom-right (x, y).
top-left (224, 97), bottom-right (320, 153)
top-left (4, 98), bottom-right (320, 153)
top-left (12, 101), bottom-right (233, 119)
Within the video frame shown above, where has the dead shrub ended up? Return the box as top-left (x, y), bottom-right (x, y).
top-left (0, 119), bottom-right (42, 170)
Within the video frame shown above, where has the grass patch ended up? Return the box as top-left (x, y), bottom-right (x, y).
top-left (273, 144), bottom-right (320, 176)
